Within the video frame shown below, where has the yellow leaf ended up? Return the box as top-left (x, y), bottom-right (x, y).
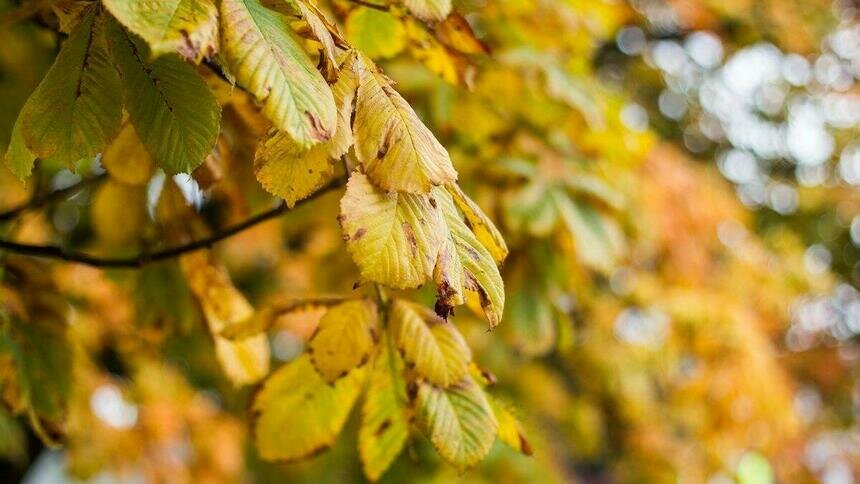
top-left (292, 0), bottom-right (341, 81)
top-left (220, 0), bottom-right (336, 148)
top-left (435, 13), bottom-right (489, 55)
top-left (489, 396), bottom-right (533, 456)
top-left (254, 130), bottom-right (334, 207)
top-left (352, 54), bottom-right (457, 193)
top-left (359, 340), bottom-right (410, 481)
top-left (346, 7), bottom-right (406, 60)
top-left (432, 186), bottom-right (505, 327)
top-left (308, 300), bottom-right (379, 383)
top-left (390, 300), bottom-right (471, 387)
top-left (180, 251), bottom-right (270, 385)
top-left (413, 376), bottom-right (497, 469)
top-left (102, 0), bottom-right (219, 62)
top-left (101, 123), bottom-right (156, 186)
top-left (90, 180), bottom-right (147, 247)
top-left (252, 355), bottom-right (366, 461)
top-left (446, 183), bottom-right (508, 264)
top-left (404, 0), bottom-right (451, 22)
top-left (339, 172), bottom-right (444, 289)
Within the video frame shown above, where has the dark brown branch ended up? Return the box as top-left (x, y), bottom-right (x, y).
top-left (0, 178), bottom-right (345, 269)
top-left (347, 0), bottom-right (390, 12)
top-left (0, 174), bottom-right (106, 223)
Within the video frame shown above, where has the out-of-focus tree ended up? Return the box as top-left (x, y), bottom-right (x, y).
top-left (0, 0), bottom-right (856, 482)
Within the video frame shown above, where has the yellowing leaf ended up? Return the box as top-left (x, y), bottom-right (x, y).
top-left (220, 0), bottom-right (336, 148)
top-left (390, 300), bottom-right (471, 387)
top-left (252, 355), bottom-right (366, 461)
top-left (291, 0), bottom-right (341, 81)
top-left (110, 22), bottom-right (221, 173)
top-left (489, 396), bottom-right (533, 456)
top-left (90, 180), bottom-right (147, 247)
top-left (254, 61), bottom-right (356, 206)
top-left (19, 9), bottom-right (122, 169)
top-left (339, 172), bottom-right (444, 289)
top-left (4, 118), bottom-right (35, 180)
top-left (180, 251), bottom-right (270, 385)
top-left (346, 7), bottom-right (406, 60)
top-left (308, 300), bottom-right (379, 383)
top-left (446, 183), bottom-right (508, 263)
top-left (359, 341), bottom-right (409, 481)
top-left (433, 186), bottom-right (505, 327)
top-left (403, 0), bottom-right (451, 22)
top-left (254, 130), bottom-right (335, 207)
top-left (413, 376), bottom-right (497, 469)
top-left (101, 123), bottom-right (156, 186)
top-left (102, 0), bottom-right (219, 62)
top-left (352, 54), bottom-right (457, 193)
top-left (436, 13), bottom-right (489, 55)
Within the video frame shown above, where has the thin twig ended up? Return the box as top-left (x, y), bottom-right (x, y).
top-left (0, 178), bottom-right (345, 269)
top-left (0, 174), bottom-right (106, 223)
top-left (346, 0), bottom-right (390, 12)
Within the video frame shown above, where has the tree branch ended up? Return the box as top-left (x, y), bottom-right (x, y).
top-left (0, 178), bottom-right (345, 269)
top-left (346, 0), bottom-right (390, 12)
top-left (0, 174), bottom-right (106, 223)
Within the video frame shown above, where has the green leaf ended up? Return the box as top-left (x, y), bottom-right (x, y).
top-left (346, 7), bottom-right (406, 60)
top-left (352, 54), bottom-right (457, 193)
top-left (4, 118), bottom-right (35, 179)
top-left (553, 192), bottom-right (624, 274)
top-left (403, 0), bottom-right (452, 22)
top-left (413, 376), bottom-right (498, 469)
top-left (102, 0), bottom-right (219, 62)
top-left (220, 0), bottom-right (336, 148)
top-left (110, 22), bottom-right (221, 173)
top-left (308, 300), bottom-right (379, 383)
top-left (390, 300), bottom-right (471, 387)
top-left (359, 340), bottom-right (410, 481)
top-left (17, 8), bottom-right (122, 170)
top-left (252, 355), bottom-right (366, 461)
top-left (339, 172), bottom-right (445, 289)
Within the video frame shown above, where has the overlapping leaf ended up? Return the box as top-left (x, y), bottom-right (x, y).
top-left (352, 54), bottom-right (456, 193)
top-left (308, 300), bottom-right (379, 383)
top-left (413, 376), bottom-right (497, 469)
top-left (252, 355), bottom-right (366, 461)
top-left (14, 8), bottom-right (121, 172)
top-left (101, 122), bottom-right (155, 186)
top-left (390, 300), bottom-right (471, 387)
top-left (102, 0), bottom-right (219, 62)
top-left (110, 22), bottom-right (220, 173)
top-left (339, 172), bottom-right (444, 289)
top-left (359, 341), bottom-right (410, 481)
top-left (220, 0), bottom-right (336, 148)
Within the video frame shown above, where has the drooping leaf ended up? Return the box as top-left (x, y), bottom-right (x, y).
top-left (90, 180), bottom-right (147, 246)
top-left (290, 0), bottom-right (341, 81)
top-left (488, 396), bottom-right (533, 456)
top-left (220, 0), bottom-right (336, 148)
top-left (102, 0), bottom-right (219, 62)
top-left (308, 299), bottom-right (379, 383)
top-left (254, 130), bottom-right (335, 207)
top-left (254, 60), bottom-right (356, 206)
top-left (390, 300), bottom-right (471, 387)
top-left (17, 8), bottom-right (122, 169)
top-left (359, 340), bottom-right (409, 481)
top-left (4, 118), bottom-right (35, 179)
top-left (446, 183), bottom-right (508, 264)
top-left (553, 192), bottom-right (625, 274)
top-left (433, 186), bottom-right (505, 327)
top-left (413, 376), bottom-right (498, 469)
top-left (352, 54), bottom-right (457, 193)
top-left (101, 122), bottom-right (156, 186)
top-left (110, 22), bottom-right (221, 173)
top-left (180, 251), bottom-right (270, 386)
top-left (435, 13), bottom-right (489, 55)
top-left (339, 172), bottom-right (444, 289)
top-left (346, 7), bottom-right (406, 60)
top-left (403, 0), bottom-right (452, 22)
top-left (252, 355), bottom-right (366, 461)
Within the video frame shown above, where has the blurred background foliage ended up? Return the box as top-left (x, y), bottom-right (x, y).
top-left (1, 0), bottom-right (859, 482)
